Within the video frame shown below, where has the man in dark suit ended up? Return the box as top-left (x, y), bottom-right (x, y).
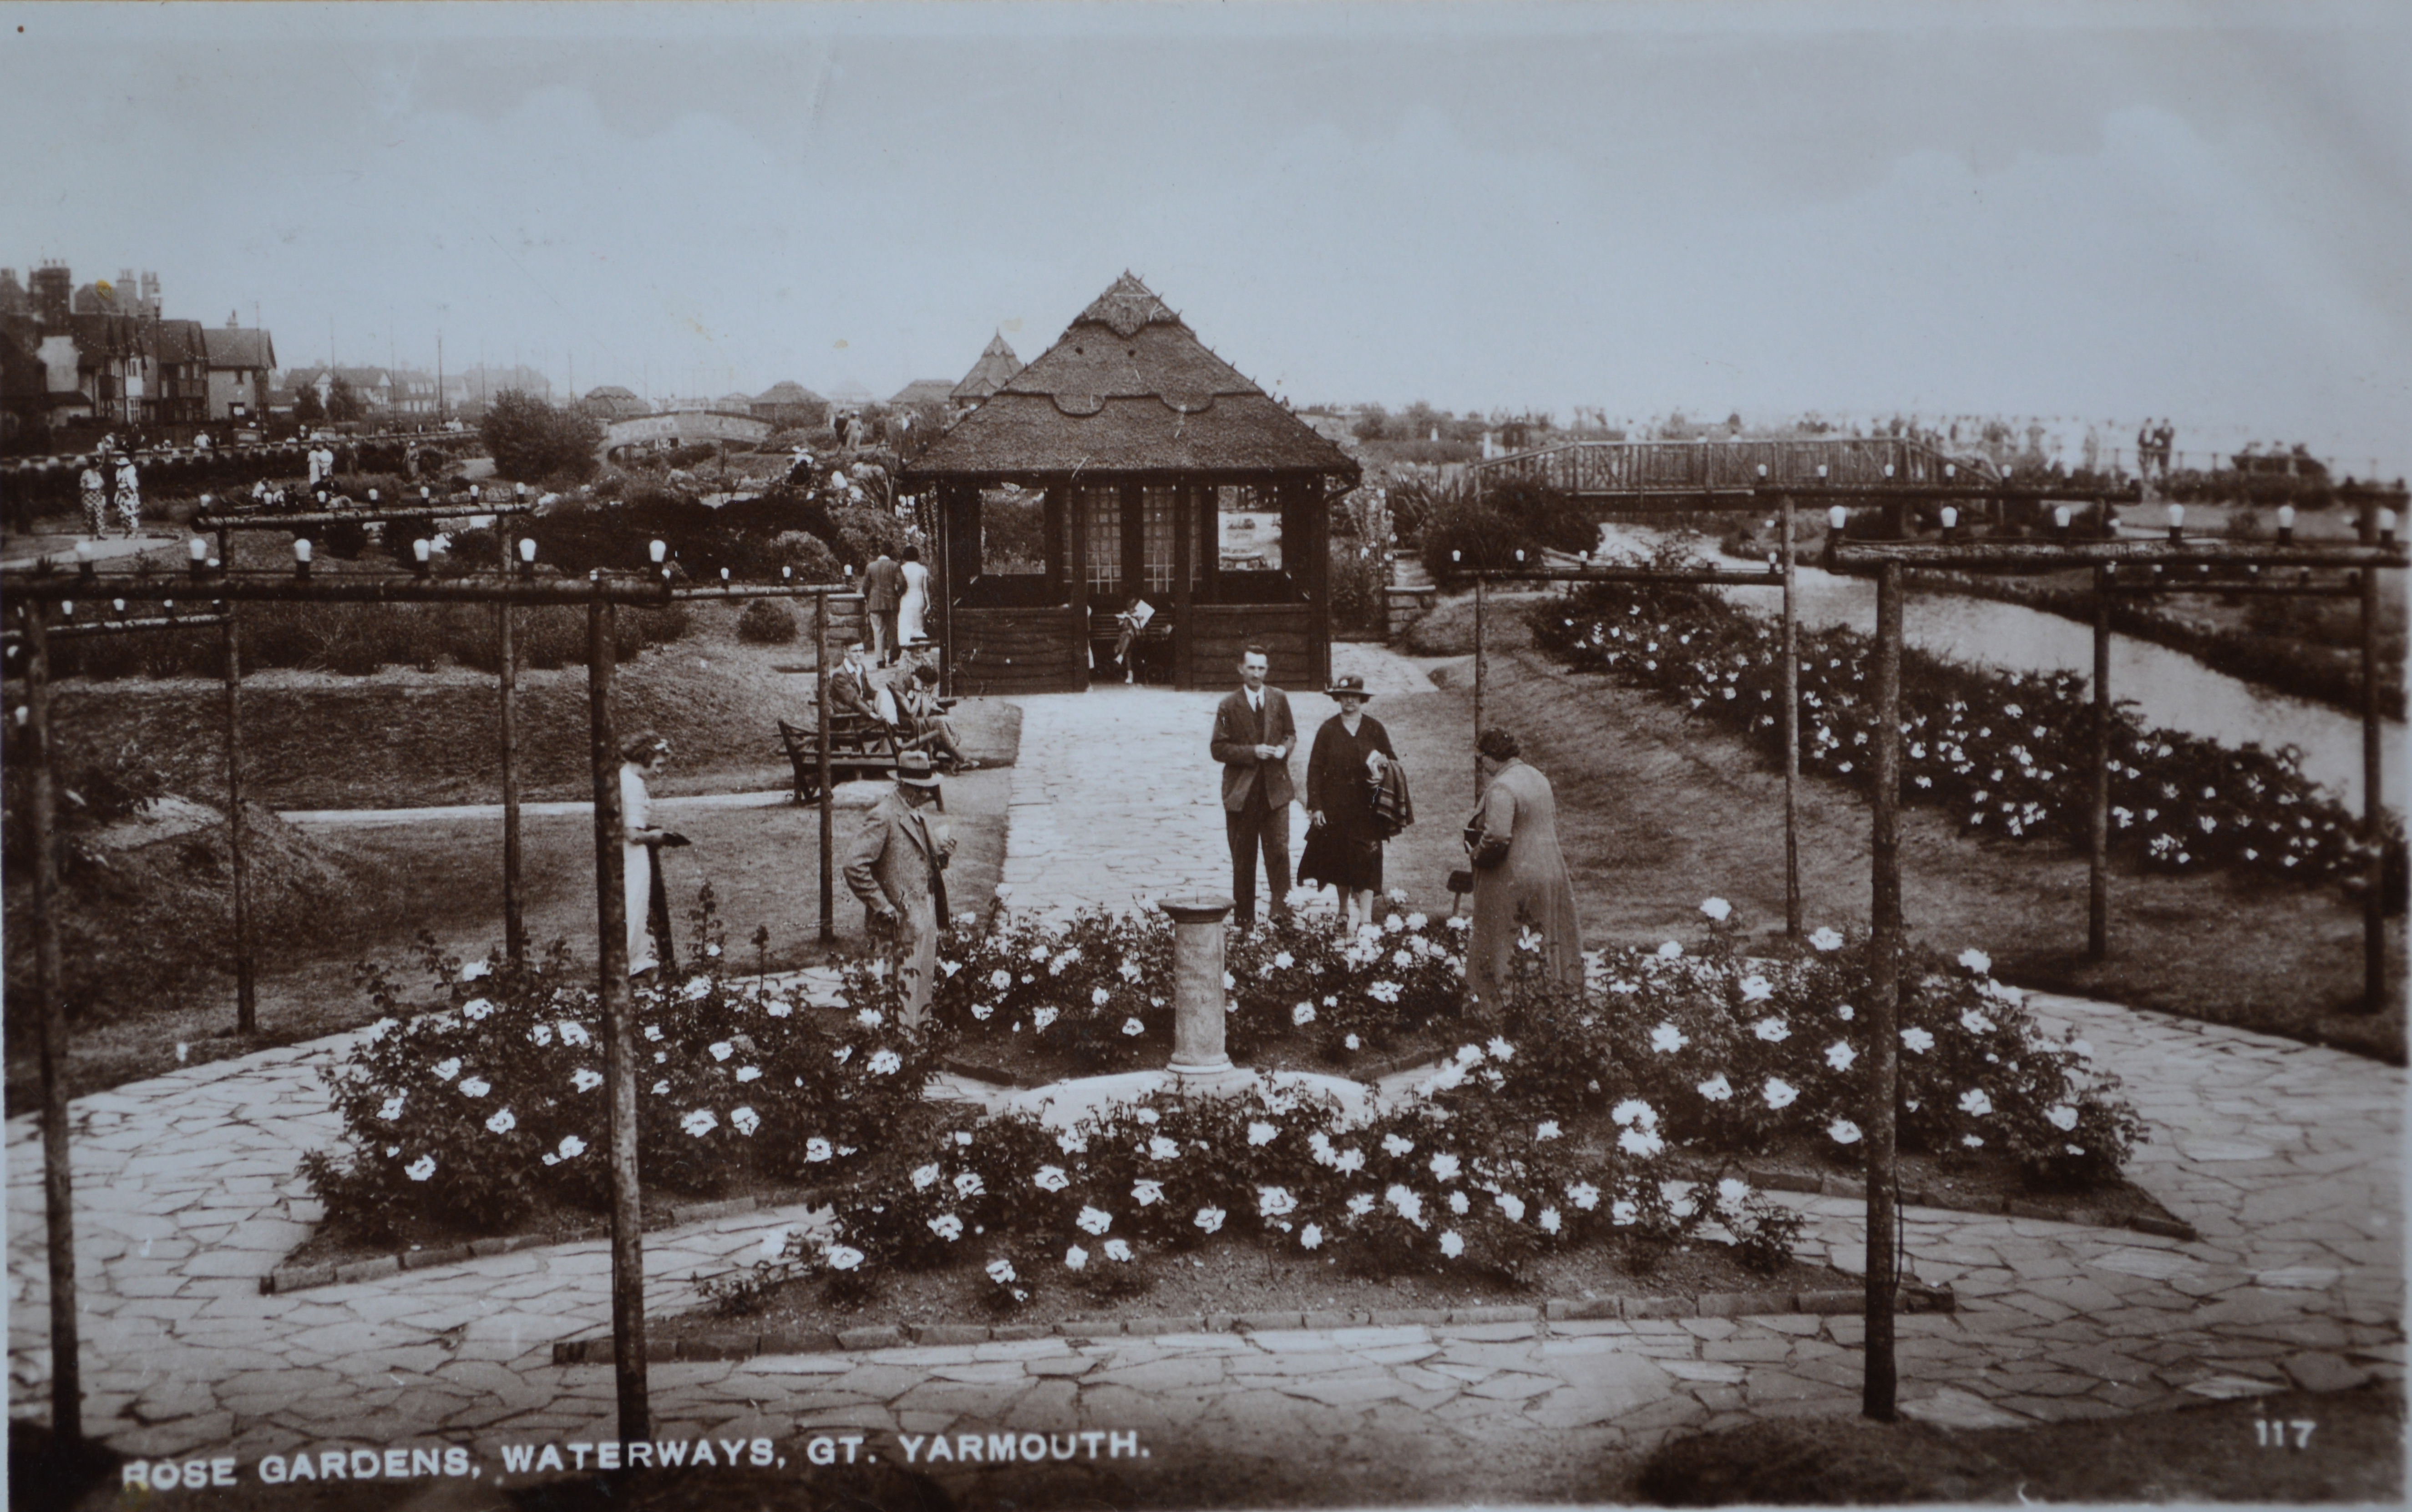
top-left (862, 549), bottom-right (905, 665)
top-left (1210, 644), bottom-right (1298, 930)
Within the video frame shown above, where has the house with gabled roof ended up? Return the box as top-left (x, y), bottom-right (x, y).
top-left (900, 273), bottom-right (1359, 693)
top-left (202, 322), bottom-right (276, 421)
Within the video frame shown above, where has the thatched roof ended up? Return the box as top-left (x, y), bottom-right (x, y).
top-left (950, 333), bottom-right (1023, 404)
top-left (904, 274), bottom-right (1358, 483)
top-left (754, 380), bottom-right (825, 407)
top-left (891, 378), bottom-right (956, 407)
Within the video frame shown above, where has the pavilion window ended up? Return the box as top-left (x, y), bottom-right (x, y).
top-left (1215, 484), bottom-right (1282, 572)
top-left (1079, 485), bottom-right (1122, 598)
top-left (1140, 485), bottom-right (1177, 597)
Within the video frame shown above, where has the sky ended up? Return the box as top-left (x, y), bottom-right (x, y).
top-left (6, 1), bottom-right (2407, 470)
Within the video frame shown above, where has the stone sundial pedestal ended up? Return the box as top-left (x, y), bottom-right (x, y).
top-left (994, 895), bottom-right (1378, 1126)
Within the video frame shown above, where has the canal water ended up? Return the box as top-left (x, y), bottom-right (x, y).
top-left (1593, 524), bottom-right (2402, 810)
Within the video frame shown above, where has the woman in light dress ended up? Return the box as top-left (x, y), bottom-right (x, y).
top-left (895, 543), bottom-right (932, 647)
top-left (620, 733), bottom-right (673, 976)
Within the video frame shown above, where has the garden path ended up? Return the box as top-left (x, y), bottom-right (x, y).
top-left (4, 641), bottom-right (2400, 1486)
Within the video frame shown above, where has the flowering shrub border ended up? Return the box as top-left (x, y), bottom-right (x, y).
top-left (301, 900), bottom-right (943, 1243)
top-left (927, 899), bottom-right (1467, 1076)
top-left (716, 897), bottom-right (2138, 1314)
top-left (1530, 539), bottom-right (2386, 885)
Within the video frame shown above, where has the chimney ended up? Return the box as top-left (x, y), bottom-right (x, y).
top-left (31, 263), bottom-right (71, 324)
top-left (142, 271), bottom-right (161, 318)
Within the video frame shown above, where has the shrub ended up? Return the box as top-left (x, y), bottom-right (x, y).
top-left (736, 598), bottom-right (798, 645)
top-left (1328, 539), bottom-right (1385, 636)
top-left (478, 389), bottom-right (603, 485)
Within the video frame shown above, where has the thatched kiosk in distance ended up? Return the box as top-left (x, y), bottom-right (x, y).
top-left (900, 274), bottom-right (1361, 693)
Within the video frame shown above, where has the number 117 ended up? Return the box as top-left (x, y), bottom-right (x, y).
top-left (2255, 1419), bottom-right (2315, 1449)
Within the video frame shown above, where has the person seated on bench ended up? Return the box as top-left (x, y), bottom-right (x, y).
top-left (1106, 597), bottom-right (1155, 683)
top-left (897, 662), bottom-right (976, 771)
top-left (829, 640), bottom-right (902, 731)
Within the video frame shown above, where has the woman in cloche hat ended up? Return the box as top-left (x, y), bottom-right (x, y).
top-left (1298, 673), bottom-right (1404, 933)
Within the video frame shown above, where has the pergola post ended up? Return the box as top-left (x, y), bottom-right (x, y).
top-left (24, 603), bottom-right (84, 1447)
top-left (816, 590), bottom-right (836, 947)
top-left (2089, 565), bottom-right (2113, 961)
top-left (586, 587), bottom-right (649, 1443)
top-left (1864, 559), bottom-right (1905, 1421)
top-left (1781, 493), bottom-right (1801, 938)
top-left (498, 530), bottom-right (526, 966)
top-left (2361, 561), bottom-right (2387, 1013)
top-left (220, 597), bottom-right (257, 1032)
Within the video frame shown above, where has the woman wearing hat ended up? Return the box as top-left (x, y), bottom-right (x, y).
top-left (1299, 673), bottom-right (1401, 933)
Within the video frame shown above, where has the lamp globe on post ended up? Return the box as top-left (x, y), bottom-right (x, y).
top-left (2166, 503), bottom-right (2185, 541)
top-left (293, 537), bottom-right (314, 581)
top-left (2276, 504), bottom-right (2297, 544)
top-left (518, 536), bottom-right (537, 578)
top-left (413, 538), bottom-right (433, 579)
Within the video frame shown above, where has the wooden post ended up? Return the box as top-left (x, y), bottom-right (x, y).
top-left (1781, 494), bottom-right (1801, 938)
top-left (1474, 568), bottom-right (1487, 795)
top-left (2089, 566), bottom-right (2112, 961)
top-left (815, 590), bottom-right (836, 947)
top-left (498, 531), bottom-right (525, 966)
top-left (586, 588), bottom-right (649, 1443)
top-left (1172, 483), bottom-right (1195, 688)
top-left (1864, 559), bottom-right (1904, 1422)
top-left (25, 604), bottom-right (83, 1447)
top-left (221, 597), bottom-right (256, 1032)
top-left (2362, 563), bottom-right (2387, 1013)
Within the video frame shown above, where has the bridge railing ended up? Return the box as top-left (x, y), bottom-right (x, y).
top-left (1468, 437), bottom-right (1987, 496)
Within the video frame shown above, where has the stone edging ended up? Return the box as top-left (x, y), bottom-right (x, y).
top-left (550, 1283), bottom-right (1956, 1365)
top-left (260, 1195), bottom-right (774, 1295)
top-left (1736, 1165), bottom-right (2199, 1243)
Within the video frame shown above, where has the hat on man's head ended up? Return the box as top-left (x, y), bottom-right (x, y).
top-left (894, 750), bottom-right (942, 788)
top-left (1326, 673), bottom-right (1373, 700)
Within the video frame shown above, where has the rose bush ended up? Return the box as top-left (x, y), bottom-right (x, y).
top-left (1529, 541), bottom-right (2379, 886)
top-left (300, 927), bottom-right (943, 1243)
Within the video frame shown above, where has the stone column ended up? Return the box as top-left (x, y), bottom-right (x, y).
top-left (1160, 895), bottom-right (1249, 1093)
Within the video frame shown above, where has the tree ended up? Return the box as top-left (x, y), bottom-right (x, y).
top-left (293, 387), bottom-right (325, 424)
top-left (479, 388), bottom-right (604, 484)
top-left (326, 375), bottom-right (366, 424)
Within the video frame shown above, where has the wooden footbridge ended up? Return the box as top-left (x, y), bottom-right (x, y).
top-left (1466, 435), bottom-right (1989, 505)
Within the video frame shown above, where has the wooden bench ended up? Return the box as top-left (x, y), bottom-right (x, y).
top-left (1090, 616), bottom-right (1176, 685)
top-left (777, 711), bottom-right (901, 804)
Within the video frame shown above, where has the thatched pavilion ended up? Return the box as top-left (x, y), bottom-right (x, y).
top-left (899, 274), bottom-right (1360, 694)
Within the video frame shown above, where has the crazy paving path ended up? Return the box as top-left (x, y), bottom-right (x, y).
top-left (7, 641), bottom-right (2402, 1482)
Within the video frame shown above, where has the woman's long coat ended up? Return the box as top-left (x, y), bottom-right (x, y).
top-left (1466, 758), bottom-right (1583, 1009)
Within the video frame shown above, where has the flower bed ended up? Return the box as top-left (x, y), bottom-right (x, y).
top-left (300, 891), bottom-right (2143, 1308)
top-left (1529, 540), bottom-right (2388, 887)
top-left (704, 898), bottom-right (2139, 1315)
top-left (300, 926), bottom-right (943, 1245)
top-left (926, 900), bottom-right (1466, 1079)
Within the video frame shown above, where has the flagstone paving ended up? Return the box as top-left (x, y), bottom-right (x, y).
top-left (7, 642), bottom-right (2402, 1483)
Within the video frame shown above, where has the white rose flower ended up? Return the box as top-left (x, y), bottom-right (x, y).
top-left (806, 1137), bottom-right (835, 1162)
top-left (991, 969), bottom-right (1013, 991)
top-left (1385, 1185), bottom-right (1423, 1224)
top-left (1495, 1192), bottom-right (1526, 1222)
top-left (736, 1067), bottom-right (761, 1082)
top-left (557, 1135), bottom-right (587, 1159)
top-left (463, 998), bottom-right (494, 1021)
top-left (1567, 1181), bottom-right (1601, 1210)
top-left (1258, 1186), bottom-right (1297, 1218)
top-left (1438, 1230), bottom-right (1465, 1259)
top-left (1828, 1118), bottom-right (1863, 1144)
top-left (405, 1154), bottom-right (437, 1182)
top-left (559, 1022), bottom-right (591, 1047)
top-left (1958, 947), bottom-right (1992, 976)
top-left (1650, 1023), bottom-right (1687, 1054)
top-left (1535, 1120), bottom-right (1561, 1141)
top-left (1130, 1179), bottom-right (1164, 1207)
top-left (1700, 897), bottom-right (1733, 921)
top-left (709, 1041), bottom-right (734, 1062)
top-left (1093, 986), bottom-right (1112, 1007)
top-left (1248, 1121), bottom-right (1279, 1147)
top-left (1104, 1238), bottom-right (1134, 1262)
top-left (1611, 1099), bottom-right (1657, 1129)
top-left (1292, 1002), bottom-right (1316, 1027)
top-left (731, 1107), bottom-right (761, 1137)
top-left (1538, 1206), bottom-right (1562, 1234)
top-left (431, 1057), bottom-right (462, 1082)
top-left (1057, 1128), bottom-right (1089, 1155)
top-left (1809, 926), bottom-right (1845, 951)
top-left (1763, 1077), bottom-right (1799, 1109)
top-left (1148, 1136), bottom-right (1181, 1161)
top-left (1034, 1165), bottom-right (1071, 1192)
top-left (1618, 1127), bottom-right (1664, 1158)
top-left (680, 1108), bottom-right (717, 1138)
top-left (1753, 1018), bottom-right (1790, 1042)
top-left (459, 1077), bottom-right (492, 1098)
top-left (1825, 1041), bottom-right (1856, 1072)
top-left (376, 1094), bottom-right (406, 1121)
top-left (1959, 1088), bottom-right (1993, 1117)
top-left (912, 1163), bottom-right (942, 1190)
top-left (484, 1108), bottom-right (516, 1135)
top-left (954, 1171), bottom-right (985, 1197)
top-left (1697, 1074), bottom-right (1733, 1102)
top-left (927, 1214), bottom-right (963, 1240)
top-left (1657, 941), bottom-right (1683, 960)
top-left (826, 1245), bottom-right (864, 1272)
top-left (1738, 976), bottom-right (1775, 1003)
top-left (2046, 1104), bottom-right (2080, 1132)
top-left (1064, 1244), bottom-right (1089, 1271)
top-left (1033, 1007), bottom-right (1059, 1032)
top-left (1901, 1027), bottom-right (1936, 1054)
top-left (1430, 1152), bottom-right (1462, 1182)
top-left (868, 1049), bottom-right (902, 1075)
top-left (1300, 1224), bottom-right (1323, 1249)
top-left (1382, 1133), bottom-right (1414, 1156)
top-left (1194, 1206), bottom-right (1225, 1234)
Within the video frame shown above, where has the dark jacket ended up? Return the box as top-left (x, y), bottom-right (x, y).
top-left (1370, 754), bottom-right (1414, 839)
top-left (1211, 686), bottom-right (1298, 812)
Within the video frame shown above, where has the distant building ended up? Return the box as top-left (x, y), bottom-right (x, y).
top-left (751, 380), bottom-right (827, 430)
top-left (202, 318), bottom-right (276, 421)
top-left (579, 384), bottom-right (650, 420)
top-left (950, 333), bottom-right (1023, 412)
top-left (1, 262), bottom-right (281, 442)
top-left (890, 378), bottom-right (955, 409)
